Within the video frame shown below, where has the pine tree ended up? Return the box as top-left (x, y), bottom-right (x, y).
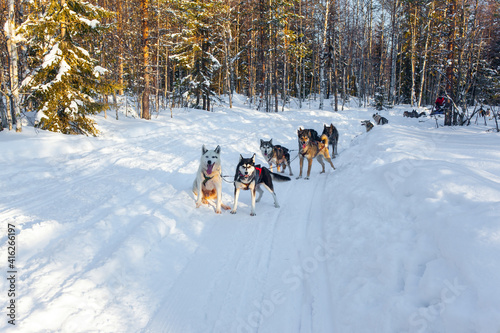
top-left (168, 0), bottom-right (223, 111)
top-left (19, 0), bottom-right (115, 135)
top-left (373, 85), bottom-right (388, 111)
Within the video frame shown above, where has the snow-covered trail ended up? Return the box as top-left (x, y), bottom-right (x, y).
top-left (142, 107), bottom-right (345, 332)
top-left (1, 103), bottom-right (349, 333)
top-left (1, 98), bottom-right (500, 333)
top-left (144, 164), bottom-right (341, 333)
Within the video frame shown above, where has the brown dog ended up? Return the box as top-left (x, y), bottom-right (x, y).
top-left (297, 128), bottom-right (335, 180)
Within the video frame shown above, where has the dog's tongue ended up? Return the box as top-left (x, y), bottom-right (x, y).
top-left (302, 144), bottom-right (307, 149)
top-left (207, 164), bottom-right (214, 174)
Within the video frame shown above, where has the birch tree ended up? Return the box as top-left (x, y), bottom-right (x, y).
top-left (4, 0), bottom-right (21, 132)
top-left (444, 0), bottom-right (457, 125)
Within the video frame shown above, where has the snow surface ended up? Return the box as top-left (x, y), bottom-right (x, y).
top-left (1, 96), bottom-right (500, 333)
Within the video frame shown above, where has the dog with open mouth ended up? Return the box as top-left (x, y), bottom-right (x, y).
top-left (231, 154), bottom-right (291, 216)
top-left (297, 128), bottom-right (335, 180)
top-left (193, 145), bottom-right (230, 214)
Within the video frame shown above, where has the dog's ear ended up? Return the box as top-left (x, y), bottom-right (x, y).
top-left (330, 123), bottom-right (333, 127)
top-left (215, 145), bottom-right (221, 154)
top-left (269, 138), bottom-right (272, 145)
top-left (324, 124), bottom-right (327, 129)
top-left (260, 139), bottom-right (263, 145)
top-left (202, 145), bottom-right (208, 154)
top-left (239, 154), bottom-right (243, 162)
top-left (251, 154), bottom-right (255, 163)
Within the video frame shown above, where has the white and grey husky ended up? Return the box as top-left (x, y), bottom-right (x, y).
top-left (192, 145), bottom-right (230, 214)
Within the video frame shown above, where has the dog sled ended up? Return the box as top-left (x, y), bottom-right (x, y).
top-left (430, 106), bottom-right (445, 116)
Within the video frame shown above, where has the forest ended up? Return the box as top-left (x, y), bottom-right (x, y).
top-left (1, 0), bottom-right (500, 135)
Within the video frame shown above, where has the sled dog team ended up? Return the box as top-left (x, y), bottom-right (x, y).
top-left (193, 124), bottom-right (339, 216)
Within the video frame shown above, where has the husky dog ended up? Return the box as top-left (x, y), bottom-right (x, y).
top-left (404, 110), bottom-right (426, 118)
top-left (297, 128), bottom-right (335, 180)
top-left (372, 113), bottom-right (389, 125)
top-left (361, 120), bottom-right (374, 132)
top-left (297, 128), bottom-right (320, 142)
top-left (193, 145), bottom-right (230, 214)
top-left (259, 139), bottom-right (293, 176)
top-left (231, 154), bottom-right (291, 216)
top-left (322, 124), bottom-right (339, 157)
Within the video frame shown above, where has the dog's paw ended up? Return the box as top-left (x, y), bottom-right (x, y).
top-left (320, 171), bottom-right (325, 174)
top-left (304, 177), bottom-right (310, 180)
top-left (215, 209), bottom-right (222, 214)
top-left (195, 202), bottom-right (202, 208)
top-left (250, 212), bottom-right (256, 216)
top-left (274, 204), bottom-right (280, 208)
top-left (296, 176), bottom-right (302, 180)
top-left (230, 210), bottom-right (237, 214)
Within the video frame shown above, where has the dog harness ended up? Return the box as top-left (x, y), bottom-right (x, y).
top-left (300, 141), bottom-right (324, 157)
top-left (255, 167), bottom-right (262, 179)
top-left (238, 167), bottom-right (262, 190)
top-left (203, 172), bottom-right (213, 186)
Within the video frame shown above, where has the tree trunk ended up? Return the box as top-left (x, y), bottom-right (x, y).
top-left (117, 0), bottom-right (124, 95)
top-left (274, 25), bottom-right (278, 112)
top-left (418, 3), bottom-right (434, 107)
top-left (0, 88), bottom-right (6, 129)
top-left (224, 24), bottom-right (233, 108)
top-left (445, 0), bottom-right (456, 126)
top-left (141, 0), bottom-right (150, 119)
top-left (319, 0), bottom-right (331, 110)
top-left (410, 5), bottom-right (417, 107)
top-left (388, 0), bottom-right (399, 106)
top-left (1, 65), bottom-right (11, 129)
top-left (6, 0), bottom-right (21, 132)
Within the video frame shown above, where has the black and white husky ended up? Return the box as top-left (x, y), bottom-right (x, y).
top-left (230, 154), bottom-right (291, 216)
top-left (259, 139), bottom-right (293, 176)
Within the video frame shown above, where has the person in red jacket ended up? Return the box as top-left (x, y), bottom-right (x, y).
top-left (435, 96), bottom-right (445, 111)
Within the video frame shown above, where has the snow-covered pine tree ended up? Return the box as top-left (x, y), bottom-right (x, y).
top-left (19, 0), bottom-right (115, 135)
top-left (373, 85), bottom-right (387, 111)
top-left (169, 0), bottom-right (222, 111)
